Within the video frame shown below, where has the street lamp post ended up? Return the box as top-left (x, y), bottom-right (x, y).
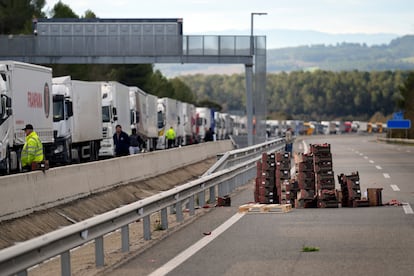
top-left (246, 12), bottom-right (267, 146)
top-left (250, 12), bottom-right (267, 55)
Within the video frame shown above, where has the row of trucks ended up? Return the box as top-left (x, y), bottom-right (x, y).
top-left (0, 60), bottom-right (247, 174)
top-left (266, 119), bottom-right (386, 137)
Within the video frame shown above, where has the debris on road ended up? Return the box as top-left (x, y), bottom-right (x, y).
top-left (253, 143), bottom-right (385, 209)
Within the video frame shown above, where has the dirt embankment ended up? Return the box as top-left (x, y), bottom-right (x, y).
top-left (0, 157), bottom-right (217, 250)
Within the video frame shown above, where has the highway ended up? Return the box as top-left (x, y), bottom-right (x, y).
top-left (105, 135), bottom-right (414, 276)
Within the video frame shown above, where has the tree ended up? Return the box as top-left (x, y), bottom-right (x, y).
top-left (170, 78), bottom-right (195, 104)
top-left (82, 9), bottom-right (96, 19)
top-left (51, 1), bottom-right (78, 18)
top-left (0, 0), bottom-right (45, 34)
top-left (396, 71), bottom-right (414, 138)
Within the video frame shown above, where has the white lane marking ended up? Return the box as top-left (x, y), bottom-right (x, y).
top-left (364, 156), bottom-right (368, 159)
top-left (149, 213), bottom-right (245, 276)
top-left (383, 173), bottom-right (390, 178)
top-left (376, 165), bottom-right (382, 170)
top-left (390, 184), bottom-right (400, 191)
top-left (355, 150), bottom-right (359, 154)
top-left (369, 160), bottom-right (375, 164)
top-left (402, 203), bottom-right (414, 215)
top-left (407, 150), bottom-right (411, 153)
top-left (359, 153), bottom-right (363, 156)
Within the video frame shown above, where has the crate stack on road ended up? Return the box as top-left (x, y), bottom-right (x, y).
top-left (276, 152), bottom-right (292, 205)
top-left (338, 171), bottom-right (366, 207)
top-left (311, 143), bottom-right (338, 208)
top-left (295, 153), bottom-right (316, 208)
top-left (255, 153), bottom-right (277, 204)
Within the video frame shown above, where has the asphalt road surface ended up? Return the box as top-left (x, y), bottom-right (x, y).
top-left (106, 135), bottom-right (414, 276)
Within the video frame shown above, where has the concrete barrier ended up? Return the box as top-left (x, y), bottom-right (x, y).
top-left (0, 140), bottom-right (233, 221)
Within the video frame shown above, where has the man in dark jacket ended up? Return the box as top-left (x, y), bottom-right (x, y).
top-left (113, 125), bottom-right (130, 157)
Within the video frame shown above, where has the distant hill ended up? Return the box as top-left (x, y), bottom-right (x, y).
top-left (268, 35), bottom-right (414, 72)
top-left (156, 33), bottom-right (414, 77)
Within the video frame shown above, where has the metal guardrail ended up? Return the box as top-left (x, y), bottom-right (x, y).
top-left (0, 138), bottom-right (285, 276)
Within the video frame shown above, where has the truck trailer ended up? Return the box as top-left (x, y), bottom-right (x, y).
top-left (157, 97), bottom-right (179, 149)
top-left (129, 86), bottom-right (158, 151)
top-left (0, 61), bottom-right (54, 173)
top-left (49, 76), bottom-right (102, 164)
top-left (99, 81), bottom-right (131, 157)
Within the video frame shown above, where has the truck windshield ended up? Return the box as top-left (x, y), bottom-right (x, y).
top-left (53, 99), bottom-right (64, 122)
top-left (102, 106), bottom-right (111, 122)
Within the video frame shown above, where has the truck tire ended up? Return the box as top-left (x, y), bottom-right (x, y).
top-left (16, 149), bottom-right (22, 173)
top-left (1, 149), bottom-right (11, 175)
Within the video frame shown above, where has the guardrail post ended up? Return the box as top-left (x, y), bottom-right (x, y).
top-left (218, 182), bottom-right (226, 198)
top-left (188, 195), bottom-right (195, 216)
top-left (95, 236), bottom-right (104, 267)
top-left (60, 250), bottom-right (71, 276)
top-left (161, 208), bottom-right (168, 230)
top-left (143, 215), bottom-right (151, 240)
top-left (121, 225), bottom-right (129, 252)
top-left (198, 190), bottom-right (205, 207)
top-left (209, 186), bottom-right (215, 204)
top-left (176, 201), bottom-right (183, 222)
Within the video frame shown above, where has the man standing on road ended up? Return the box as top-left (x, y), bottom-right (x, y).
top-left (21, 124), bottom-right (44, 171)
top-left (285, 127), bottom-right (294, 156)
top-left (165, 126), bottom-right (176, 149)
top-left (113, 125), bottom-right (130, 157)
top-left (129, 128), bottom-right (141, 155)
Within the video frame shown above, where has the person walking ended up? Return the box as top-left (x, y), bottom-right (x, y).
top-left (21, 124), bottom-right (44, 171)
top-left (129, 128), bottom-right (145, 154)
top-left (285, 127), bottom-right (294, 156)
top-left (204, 127), bottom-right (214, 142)
top-left (113, 125), bottom-right (130, 157)
top-left (165, 126), bottom-right (176, 149)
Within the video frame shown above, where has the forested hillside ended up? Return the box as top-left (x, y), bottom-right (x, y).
top-left (268, 36), bottom-right (414, 72)
top-left (180, 70), bottom-right (408, 121)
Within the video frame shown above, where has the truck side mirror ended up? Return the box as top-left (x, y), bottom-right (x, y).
top-left (5, 97), bottom-right (12, 116)
top-left (6, 97), bottom-right (11, 108)
top-left (112, 107), bottom-right (117, 116)
top-left (67, 101), bottom-right (73, 117)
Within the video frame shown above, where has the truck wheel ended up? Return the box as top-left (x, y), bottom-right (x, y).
top-left (1, 149), bottom-right (11, 175)
top-left (5, 151), bottom-right (10, 174)
top-left (16, 149), bottom-right (22, 173)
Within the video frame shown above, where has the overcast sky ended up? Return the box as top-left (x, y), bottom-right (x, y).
top-left (44, 0), bottom-right (414, 35)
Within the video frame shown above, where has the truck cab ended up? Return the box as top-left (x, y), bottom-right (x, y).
top-left (99, 82), bottom-right (131, 157)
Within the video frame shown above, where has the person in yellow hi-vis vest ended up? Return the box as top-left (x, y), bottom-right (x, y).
top-left (21, 124), bottom-right (44, 171)
top-left (165, 126), bottom-right (176, 149)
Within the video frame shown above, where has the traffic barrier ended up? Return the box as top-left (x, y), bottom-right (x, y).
top-left (0, 140), bottom-right (233, 221)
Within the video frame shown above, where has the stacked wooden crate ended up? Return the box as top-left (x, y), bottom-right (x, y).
top-left (311, 144), bottom-right (338, 208)
top-left (276, 152), bottom-right (292, 205)
top-left (255, 153), bottom-right (277, 204)
top-left (295, 153), bottom-right (316, 208)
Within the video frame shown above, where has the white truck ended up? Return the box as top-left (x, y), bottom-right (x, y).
top-left (129, 86), bottom-right (158, 151)
top-left (157, 97), bottom-right (179, 149)
top-left (99, 81), bottom-right (131, 157)
top-left (0, 61), bottom-right (54, 174)
top-left (195, 107), bottom-right (214, 142)
top-left (180, 102), bottom-right (196, 145)
top-left (49, 76), bottom-right (102, 164)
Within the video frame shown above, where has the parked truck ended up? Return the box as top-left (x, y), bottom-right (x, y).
top-left (195, 107), bottom-right (214, 142)
top-left (129, 86), bottom-right (158, 151)
top-left (0, 61), bottom-right (54, 174)
top-left (157, 97), bottom-right (179, 149)
top-left (49, 76), bottom-right (102, 164)
top-left (99, 81), bottom-right (131, 157)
